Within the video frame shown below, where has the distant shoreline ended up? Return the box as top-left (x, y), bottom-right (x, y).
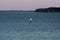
top-left (35, 7), bottom-right (60, 12)
top-left (0, 7), bottom-right (60, 13)
top-left (0, 10), bottom-right (34, 12)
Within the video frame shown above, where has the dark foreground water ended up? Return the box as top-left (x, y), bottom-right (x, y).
top-left (0, 12), bottom-right (60, 40)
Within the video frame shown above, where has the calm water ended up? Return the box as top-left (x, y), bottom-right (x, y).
top-left (0, 12), bottom-right (60, 40)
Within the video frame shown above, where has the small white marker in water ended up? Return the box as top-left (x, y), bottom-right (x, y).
top-left (29, 17), bottom-right (32, 23)
top-left (30, 18), bottom-right (32, 21)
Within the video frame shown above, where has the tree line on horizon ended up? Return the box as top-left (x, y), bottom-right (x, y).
top-left (35, 7), bottom-right (60, 12)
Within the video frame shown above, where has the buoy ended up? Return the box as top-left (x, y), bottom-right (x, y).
top-left (29, 17), bottom-right (32, 23)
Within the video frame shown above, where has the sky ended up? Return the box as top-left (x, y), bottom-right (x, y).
top-left (0, 0), bottom-right (60, 10)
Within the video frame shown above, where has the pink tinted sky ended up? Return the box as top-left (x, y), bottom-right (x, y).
top-left (0, 0), bottom-right (60, 10)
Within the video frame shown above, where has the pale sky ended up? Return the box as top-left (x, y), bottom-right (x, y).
top-left (0, 0), bottom-right (60, 10)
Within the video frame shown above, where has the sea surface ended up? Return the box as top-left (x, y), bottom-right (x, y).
top-left (0, 12), bottom-right (60, 40)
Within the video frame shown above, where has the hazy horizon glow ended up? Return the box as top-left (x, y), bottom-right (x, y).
top-left (0, 0), bottom-right (60, 10)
